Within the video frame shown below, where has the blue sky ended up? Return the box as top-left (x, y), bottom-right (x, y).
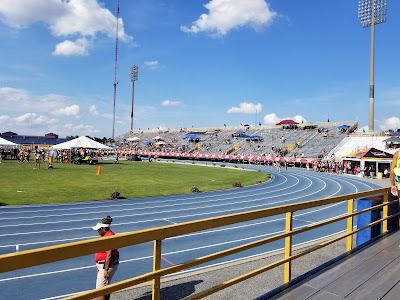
top-left (0, 0), bottom-right (399, 138)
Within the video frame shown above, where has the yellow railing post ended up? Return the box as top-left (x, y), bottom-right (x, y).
top-left (284, 211), bottom-right (293, 283)
top-left (382, 192), bottom-right (389, 233)
top-left (346, 199), bottom-right (354, 251)
top-left (152, 240), bottom-right (162, 300)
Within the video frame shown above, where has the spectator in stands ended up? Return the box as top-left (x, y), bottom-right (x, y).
top-left (390, 150), bottom-right (399, 198)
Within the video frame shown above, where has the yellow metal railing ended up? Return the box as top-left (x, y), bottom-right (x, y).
top-left (0, 188), bottom-right (397, 300)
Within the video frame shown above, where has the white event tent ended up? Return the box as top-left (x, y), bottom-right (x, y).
top-left (0, 137), bottom-right (17, 146)
top-left (52, 136), bottom-right (113, 150)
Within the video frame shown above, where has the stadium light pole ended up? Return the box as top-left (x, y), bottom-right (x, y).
top-left (130, 65), bottom-right (139, 133)
top-left (358, 0), bottom-right (387, 133)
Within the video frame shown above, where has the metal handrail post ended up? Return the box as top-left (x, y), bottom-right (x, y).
top-left (284, 211), bottom-right (293, 283)
top-left (346, 199), bottom-right (355, 251)
top-left (152, 240), bottom-right (162, 300)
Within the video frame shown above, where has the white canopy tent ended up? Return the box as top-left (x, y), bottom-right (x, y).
top-left (52, 136), bottom-right (113, 150)
top-left (127, 137), bottom-right (140, 142)
top-left (0, 137), bottom-right (17, 146)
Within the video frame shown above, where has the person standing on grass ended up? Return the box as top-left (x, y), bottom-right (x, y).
top-left (47, 147), bottom-right (56, 169)
top-left (92, 216), bottom-right (119, 300)
top-left (390, 149), bottom-right (400, 198)
top-left (34, 149), bottom-right (42, 169)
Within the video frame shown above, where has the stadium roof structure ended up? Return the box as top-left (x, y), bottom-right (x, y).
top-left (1, 135), bottom-right (70, 146)
top-left (343, 147), bottom-right (393, 160)
top-left (276, 120), bottom-right (299, 125)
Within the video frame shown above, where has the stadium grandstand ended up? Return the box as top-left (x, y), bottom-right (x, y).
top-left (116, 120), bottom-right (397, 159)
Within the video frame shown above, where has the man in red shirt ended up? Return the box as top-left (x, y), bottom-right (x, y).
top-left (92, 216), bottom-right (119, 300)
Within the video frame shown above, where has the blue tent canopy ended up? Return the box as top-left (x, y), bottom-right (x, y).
top-left (183, 135), bottom-right (200, 140)
top-left (145, 141), bottom-right (153, 145)
top-left (337, 125), bottom-right (350, 129)
top-left (243, 135), bottom-right (263, 140)
top-left (390, 131), bottom-right (400, 137)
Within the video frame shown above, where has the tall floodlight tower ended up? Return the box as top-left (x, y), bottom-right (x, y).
top-left (358, 0), bottom-right (387, 133)
top-left (130, 65), bottom-right (139, 132)
top-left (112, 0), bottom-right (120, 140)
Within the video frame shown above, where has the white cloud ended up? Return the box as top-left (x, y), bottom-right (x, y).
top-left (89, 104), bottom-right (112, 119)
top-left (162, 100), bottom-right (181, 107)
top-left (263, 113), bottom-right (308, 125)
top-left (144, 61), bottom-right (159, 70)
top-left (379, 117), bottom-right (400, 131)
top-left (53, 104), bottom-right (80, 116)
top-left (0, 87), bottom-right (29, 104)
top-left (0, 87), bottom-right (74, 114)
top-left (70, 124), bottom-right (99, 135)
top-left (227, 102), bottom-right (262, 114)
top-left (0, 0), bottom-right (133, 56)
top-left (11, 112), bottom-right (58, 125)
top-left (181, 0), bottom-right (277, 36)
top-left (0, 115), bottom-right (12, 123)
top-left (263, 113), bottom-right (280, 125)
top-left (53, 37), bottom-right (90, 56)
top-left (89, 105), bottom-right (100, 116)
top-left (292, 115), bottom-right (307, 124)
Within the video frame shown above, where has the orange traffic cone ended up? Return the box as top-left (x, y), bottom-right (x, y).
top-left (96, 166), bottom-right (102, 175)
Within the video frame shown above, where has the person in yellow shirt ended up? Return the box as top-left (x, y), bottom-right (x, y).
top-left (390, 150), bottom-right (400, 198)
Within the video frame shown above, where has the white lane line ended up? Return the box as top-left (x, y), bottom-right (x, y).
top-left (0, 236), bottom-right (91, 249)
top-left (163, 219), bottom-right (177, 224)
top-left (293, 217), bottom-right (314, 224)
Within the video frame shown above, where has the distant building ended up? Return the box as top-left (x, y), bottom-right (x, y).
top-left (0, 132), bottom-right (71, 150)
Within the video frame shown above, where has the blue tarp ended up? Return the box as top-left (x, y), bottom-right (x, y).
top-left (337, 125), bottom-right (350, 129)
top-left (390, 131), bottom-right (400, 137)
top-left (243, 135), bottom-right (263, 140)
top-left (183, 135), bottom-right (200, 140)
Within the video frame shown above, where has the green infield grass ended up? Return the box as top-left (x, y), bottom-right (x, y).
top-left (0, 160), bottom-right (269, 206)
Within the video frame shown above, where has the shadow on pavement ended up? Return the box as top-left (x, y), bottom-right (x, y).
top-left (135, 280), bottom-right (203, 300)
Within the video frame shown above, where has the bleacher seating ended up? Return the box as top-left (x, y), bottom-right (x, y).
top-left (114, 121), bottom-right (399, 161)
